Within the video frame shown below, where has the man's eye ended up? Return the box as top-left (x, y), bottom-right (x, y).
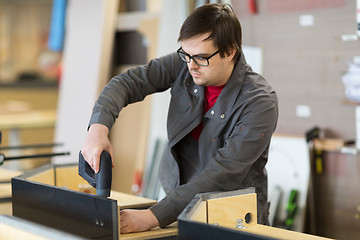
top-left (195, 56), bottom-right (206, 60)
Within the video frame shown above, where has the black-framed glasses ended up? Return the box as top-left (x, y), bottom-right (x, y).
top-left (177, 47), bottom-right (219, 67)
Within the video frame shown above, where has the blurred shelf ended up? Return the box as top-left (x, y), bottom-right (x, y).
top-left (116, 11), bottom-right (159, 32)
top-left (0, 80), bottom-right (57, 89)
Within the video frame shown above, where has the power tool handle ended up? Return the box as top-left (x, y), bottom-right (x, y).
top-left (78, 151), bottom-right (96, 187)
top-left (96, 151), bottom-right (112, 197)
top-left (78, 151), bottom-right (112, 197)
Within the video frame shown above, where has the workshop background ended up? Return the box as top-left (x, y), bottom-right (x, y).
top-left (0, 0), bottom-right (360, 240)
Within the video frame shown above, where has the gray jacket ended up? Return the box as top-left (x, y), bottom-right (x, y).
top-left (89, 51), bottom-right (278, 227)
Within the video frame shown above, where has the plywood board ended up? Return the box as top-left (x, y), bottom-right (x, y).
top-left (54, 165), bottom-right (93, 193)
top-left (27, 168), bottom-right (54, 185)
top-left (207, 193), bottom-right (257, 229)
top-left (242, 224), bottom-right (332, 240)
top-left (111, 191), bottom-right (156, 209)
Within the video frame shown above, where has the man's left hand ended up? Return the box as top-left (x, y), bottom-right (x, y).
top-left (120, 209), bottom-right (159, 234)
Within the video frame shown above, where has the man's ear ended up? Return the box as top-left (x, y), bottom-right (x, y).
top-left (226, 47), bottom-right (237, 61)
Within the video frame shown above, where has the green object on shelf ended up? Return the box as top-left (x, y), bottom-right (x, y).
top-left (285, 189), bottom-right (298, 229)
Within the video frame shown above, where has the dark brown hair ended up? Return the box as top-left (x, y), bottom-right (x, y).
top-left (178, 3), bottom-right (242, 61)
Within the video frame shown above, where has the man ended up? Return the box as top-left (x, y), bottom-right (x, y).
top-left (81, 3), bottom-right (278, 233)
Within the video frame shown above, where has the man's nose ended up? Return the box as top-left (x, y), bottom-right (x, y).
top-left (188, 59), bottom-right (199, 69)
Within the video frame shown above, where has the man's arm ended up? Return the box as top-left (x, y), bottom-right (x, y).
top-left (89, 53), bottom-right (180, 131)
top-left (83, 53), bottom-right (180, 172)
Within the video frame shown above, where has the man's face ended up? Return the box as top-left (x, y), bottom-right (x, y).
top-left (180, 33), bottom-right (235, 87)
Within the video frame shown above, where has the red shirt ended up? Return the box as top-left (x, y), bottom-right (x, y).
top-left (190, 84), bottom-right (226, 140)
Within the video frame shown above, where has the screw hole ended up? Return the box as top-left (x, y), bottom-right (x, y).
top-left (245, 212), bottom-right (252, 224)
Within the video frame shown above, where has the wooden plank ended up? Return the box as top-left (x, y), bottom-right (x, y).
top-left (55, 165), bottom-right (95, 194)
top-left (110, 191), bottom-right (156, 209)
top-left (207, 193), bottom-right (257, 229)
top-left (242, 224), bottom-right (333, 240)
top-left (111, 97), bottom-right (152, 194)
top-left (27, 168), bottom-right (54, 185)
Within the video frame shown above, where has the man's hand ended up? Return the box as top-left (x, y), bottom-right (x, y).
top-left (81, 124), bottom-right (114, 173)
top-left (120, 209), bottom-right (160, 234)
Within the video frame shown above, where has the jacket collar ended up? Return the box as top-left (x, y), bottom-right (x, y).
top-left (203, 50), bottom-right (248, 122)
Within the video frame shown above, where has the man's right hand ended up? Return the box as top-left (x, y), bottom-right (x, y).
top-left (81, 124), bottom-right (114, 173)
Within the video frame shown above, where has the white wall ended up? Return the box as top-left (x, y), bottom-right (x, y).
top-left (53, 0), bottom-right (116, 163)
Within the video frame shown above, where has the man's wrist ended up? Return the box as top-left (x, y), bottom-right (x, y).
top-left (89, 124), bottom-right (109, 136)
top-left (147, 209), bottom-right (160, 229)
